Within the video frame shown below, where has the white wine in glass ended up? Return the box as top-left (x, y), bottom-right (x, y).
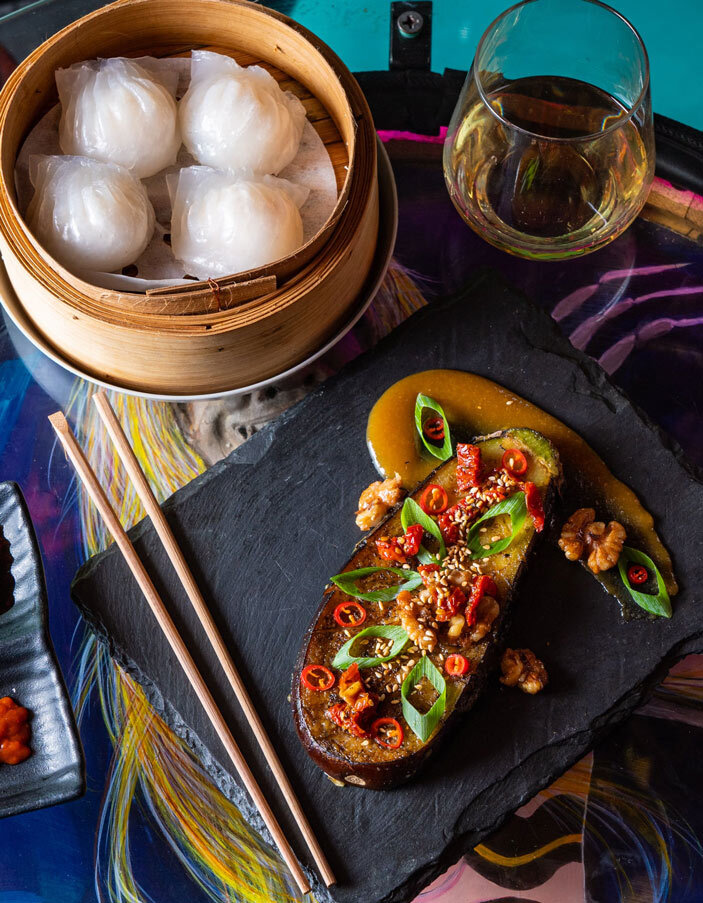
top-left (443, 0), bottom-right (655, 260)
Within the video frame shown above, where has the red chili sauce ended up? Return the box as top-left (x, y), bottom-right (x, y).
top-left (0, 696), bottom-right (31, 764)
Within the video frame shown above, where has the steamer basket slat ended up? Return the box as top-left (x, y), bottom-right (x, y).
top-left (0, 0), bottom-right (381, 394)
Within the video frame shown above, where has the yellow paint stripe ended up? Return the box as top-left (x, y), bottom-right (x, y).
top-left (475, 833), bottom-right (583, 867)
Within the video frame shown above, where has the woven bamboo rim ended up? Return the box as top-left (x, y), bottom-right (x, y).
top-left (0, 0), bottom-right (377, 323)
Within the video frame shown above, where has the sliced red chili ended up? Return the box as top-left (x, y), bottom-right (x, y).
top-left (372, 717), bottom-right (404, 749)
top-left (445, 654), bottom-right (470, 677)
top-left (502, 448), bottom-right (528, 477)
top-left (522, 481), bottom-right (545, 532)
top-left (436, 587), bottom-right (466, 622)
top-left (465, 575), bottom-right (498, 626)
top-left (333, 601), bottom-right (367, 627)
top-left (627, 564), bottom-right (648, 585)
top-left (301, 664), bottom-right (335, 691)
top-left (420, 484), bottom-right (449, 515)
top-left (456, 444), bottom-right (482, 491)
top-left (423, 417), bottom-right (445, 442)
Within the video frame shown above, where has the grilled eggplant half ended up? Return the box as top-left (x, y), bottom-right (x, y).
top-left (292, 428), bottom-right (562, 789)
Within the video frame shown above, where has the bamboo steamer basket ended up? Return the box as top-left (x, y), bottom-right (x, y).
top-left (0, 0), bottom-right (379, 395)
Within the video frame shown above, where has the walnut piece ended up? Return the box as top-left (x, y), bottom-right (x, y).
top-left (558, 508), bottom-right (626, 574)
top-left (469, 595), bottom-right (500, 642)
top-left (558, 508), bottom-right (595, 560)
top-left (500, 648), bottom-right (548, 694)
top-left (355, 473), bottom-right (404, 531)
top-left (396, 590), bottom-right (437, 651)
top-left (586, 520), bottom-right (626, 574)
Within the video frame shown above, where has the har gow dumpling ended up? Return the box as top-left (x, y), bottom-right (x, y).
top-left (168, 166), bottom-right (309, 279)
top-left (26, 155), bottom-right (155, 273)
top-left (179, 51), bottom-right (306, 174)
top-left (56, 58), bottom-right (181, 179)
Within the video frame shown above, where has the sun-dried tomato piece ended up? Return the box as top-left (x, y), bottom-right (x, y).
top-left (436, 587), bottom-right (466, 622)
top-left (418, 563), bottom-right (440, 586)
top-left (522, 481), bottom-right (545, 532)
top-left (456, 444), bottom-right (482, 491)
top-left (402, 524), bottom-right (424, 556)
top-left (376, 524), bottom-right (424, 562)
top-left (466, 575), bottom-right (498, 626)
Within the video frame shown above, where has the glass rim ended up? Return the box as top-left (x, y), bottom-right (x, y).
top-left (472, 0), bottom-right (651, 143)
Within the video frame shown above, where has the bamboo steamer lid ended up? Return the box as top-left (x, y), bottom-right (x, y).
top-left (0, 0), bottom-right (380, 394)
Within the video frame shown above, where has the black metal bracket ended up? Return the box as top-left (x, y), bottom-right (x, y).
top-left (389, 1), bottom-right (432, 71)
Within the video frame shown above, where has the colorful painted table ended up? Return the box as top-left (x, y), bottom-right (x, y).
top-left (0, 3), bottom-right (702, 902)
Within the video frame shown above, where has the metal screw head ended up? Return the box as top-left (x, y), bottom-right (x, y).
top-left (397, 9), bottom-right (424, 37)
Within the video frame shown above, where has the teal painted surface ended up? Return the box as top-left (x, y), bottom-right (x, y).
top-left (0, 0), bottom-right (701, 127)
top-left (288, 0), bottom-right (703, 129)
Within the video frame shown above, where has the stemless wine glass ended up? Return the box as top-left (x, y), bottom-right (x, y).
top-left (443, 0), bottom-right (655, 259)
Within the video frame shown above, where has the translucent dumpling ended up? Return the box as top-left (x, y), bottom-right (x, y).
top-left (27, 155), bottom-right (155, 273)
top-left (168, 166), bottom-right (309, 279)
top-left (179, 51), bottom-right (306, 174)
top-left (56, 58), bottom-right (181, 179)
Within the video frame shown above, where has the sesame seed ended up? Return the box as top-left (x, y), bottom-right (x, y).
top-left (506, 400), bottom-right (514, 406)
top-left (362, 739), bottom-right (369, 746)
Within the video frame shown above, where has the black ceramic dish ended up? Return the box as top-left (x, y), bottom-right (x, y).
top-left (0, 481), bottom-right (85, 818)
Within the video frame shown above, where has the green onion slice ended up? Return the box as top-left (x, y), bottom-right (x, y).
top-left (400, 497), bottom-right (447, 564)
top-left (332, 625), bottom-right (410, 669)
top-left (466, 492), bottom-right (528, 558)
top-left (401, 656), bottom-right (447, 742)
top-left (331, 566), bottom-right (423, 603)
top-left (414, 393), bottom-right (452, 461)
top-left (617, 546), bottom-right (671, 618)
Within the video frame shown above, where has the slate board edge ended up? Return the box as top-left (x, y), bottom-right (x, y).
top-left (73, 587), bottom-right (703, 903)
top-left (0, 480), bottom-right (86, 817)
top-left (70, 271), bottom-right (703, 902)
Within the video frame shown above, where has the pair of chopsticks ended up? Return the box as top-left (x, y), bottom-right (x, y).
top-left (50, 392), bottom-right (334, 896)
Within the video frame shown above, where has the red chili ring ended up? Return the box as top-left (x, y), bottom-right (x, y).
top-left (627, 564), bottom-right (649, 586)
top-left (420, 484), bottom-right (449, 515)
top-left (301, 664), bottom-right (335, 691)
top-left (445, 654), bottom-right (470, 677)
top-left (423, 417), bottom-right (445, 442)
top-left (372, 717), bottom-right (404, 749)
top-left (502, 448), bottom-right (528, 477)
top-left (333, 601), bottom-right (367, 627)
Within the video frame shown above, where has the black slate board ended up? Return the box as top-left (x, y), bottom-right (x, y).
top-left (71, 275), bottom-right (703, 903)
top-left (0, 481), bottom-right (85, 817)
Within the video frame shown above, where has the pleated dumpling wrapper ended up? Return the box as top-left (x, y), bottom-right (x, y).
top-left (56, 58), bottom-right (181, 179)
top-left (178, 51), bottom-right (307, 174)
top-left (27, 155), bottom-right (155, 273)
top-left (168, 166), bottom-right (310, 279)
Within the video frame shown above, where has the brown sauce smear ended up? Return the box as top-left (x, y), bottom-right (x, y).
top-left (367, 370), bottom-right (676, 597)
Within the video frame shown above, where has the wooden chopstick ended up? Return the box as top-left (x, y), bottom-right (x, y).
top-left (92, 391), bottom-right (335, 888)
top-left (48, 411), bottom-right (311, 897)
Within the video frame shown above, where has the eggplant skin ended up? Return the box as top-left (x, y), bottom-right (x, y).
top-left (292, 429), bottom-right (562, 790)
